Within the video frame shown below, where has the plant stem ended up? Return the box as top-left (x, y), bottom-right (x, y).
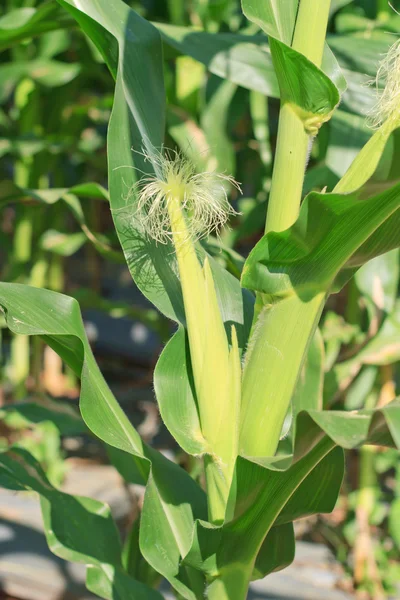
top-left (265, 0), bottom-right (332, 233)
top-left (291, 0), bottom-right (331, 67)
top-left (265, 104), bottom-right (309, 232)
top-left (240, 292), bottom-right (325, 456)
top-left (240, 0), bottom-right (333, 456)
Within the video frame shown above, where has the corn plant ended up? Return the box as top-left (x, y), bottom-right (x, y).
top-left (1, 1), bottom-right (400, 599)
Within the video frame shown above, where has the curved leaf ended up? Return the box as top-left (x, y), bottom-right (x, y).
top-left (0, 447), bottom-right (163, 600)
top-left (0, 282), bottom-right (207, 599)
top-left (154, 327), bottom-right (205, 456)
top-left (269, 37), bottom-right (340, 123)
top-left (241, 0), bottom-right (298, 45)
top-left (157, 24), bottom-right (347, 107)
top-left (184, 402), bottom-right (399, 598)
top-left (242, 182), bottom-right (400, 301)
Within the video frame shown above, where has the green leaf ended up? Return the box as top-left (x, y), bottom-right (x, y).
top-left (201, 78), bottom-right (237, 175)
top-left (269, 37), bottom-right (340, 125)
top-left (0, 447), bottom-right (162, 599)
top-left (191, 402), bottom-right (400, 598)
top-left (274, 447), bottom-right (344, 526)
top-left (252, 523), bottom-right (295, 580)
top-left (241, 0), bottom-right (298, 45)
top-left (0, 447), bottom-right (122, 566)
top-left (154, 327), bottom-right (205, 456)
top-left (0, 60), bottom-right (81, 102)
top-left (327, 111), bottom-right (372, 178)
top-left (157, 24), bottom-right (347, 109)
top-left (86, 564), bottom-right (163, 600)
top-left (158, 24), bottom-right (281, 98)
top-left (241, 182), bottom-right (400, 301)
top-left (0, 281), bottom-right (207, 599)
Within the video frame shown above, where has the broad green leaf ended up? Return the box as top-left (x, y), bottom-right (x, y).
top-left (157, 25), bottom-right (348, 108)
top-left (40, 229), bottom-right (87, 256)
top-left (252, 523), bottom-right (295, 580)
top-left (327, 111), bottom-right (372, 178)
top-left (0, 282), bottom-right (207, 600)
top-left (0, 448), bottom-right (122, 566)
top-left (328, 35), bottom-right (393, 78)
top-left (154, 327), bottom-right (205, 456)
top-left (158, 24), bottom-right (280, 98)
top-left (201, 78), bottom-right (237, 175)
top-left (241, 0), bottom-right (298, 45)
top-left (274, 447), bottom-right (344, 526)
top-left (122, 519), bottom-right (160, 588)
top-left (0, 447), bottom-right (162, 600)
top-left (241, 182), bottom-right (400, 300)
top-left (342, 366), bottom-right (378, 411)
top-left (86, 565), bottom-right (163, 600)
top-left (191, 403), bottom-right (400, 598)
top-left (269, 37), bottom-right (340, 125)
top-left (334, 125), bottom-right (400, 195)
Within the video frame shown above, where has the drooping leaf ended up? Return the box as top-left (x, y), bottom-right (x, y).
top-left (186, 402), bottom-right (400, 598)
top-left (0, 447), bottom-right (162, 600)
top-left (0, 282), bottom-right (207, 599)
top-left (242, 182), bottom-right (400, 301)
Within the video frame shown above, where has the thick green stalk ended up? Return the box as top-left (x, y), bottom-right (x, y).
top-left (240, 0), bottom-right (332, 456)
top-left (240, 292), bottom-right (325, 456)
top-left (265, 104), bottom-right (309, 232)
top-left (265, 0), bottom-right (332, 233)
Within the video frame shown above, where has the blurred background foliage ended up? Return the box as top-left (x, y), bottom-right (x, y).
top-left (1, 0), bottom-right (400, 598)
